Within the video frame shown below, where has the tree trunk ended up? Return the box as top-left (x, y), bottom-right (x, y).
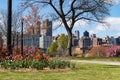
top-left (67, 30), bottom-right (72, 56)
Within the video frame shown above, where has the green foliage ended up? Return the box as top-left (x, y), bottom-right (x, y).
top-left (48, 42), bottom-right (58, 56)
top-left (48, 59), bottom-right (70, 69)
top-left (84, 53), bottom-right (91, 58)
top-left (1, 60), bottom-right (22, 69)
top-left (31, 60), bottom-right (46, 70)
top-left (0, 58), bottom-right (72, 70)
top-left (1, 63), bottom-right (120, 80)
top-left (57, 34), bottom-right (68, 49)
top-left (21, 59), bottom-right (32, 68)
top-left (1, 60), bottom-right (12, 69)
top-left (70, 62), bottom-right (77, 70)
top-left (47, 34), bottom-right (68, 56)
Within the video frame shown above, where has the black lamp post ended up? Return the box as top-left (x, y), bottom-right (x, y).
top-left (32, 25), bottom-right (34, 47)
top-left (21, 18), bottom-right (24, 55)
top-left (7, 0), bottom-right (12, 55)
top-left (12, 32), bottom-right (15, 48)
top-left (16, 32), bottom-right (18, 51)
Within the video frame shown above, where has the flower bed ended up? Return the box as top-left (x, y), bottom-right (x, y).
top-left (0, 46), bottom-right (75, 71)
top-left (0, 59), bottom-right (72, 70)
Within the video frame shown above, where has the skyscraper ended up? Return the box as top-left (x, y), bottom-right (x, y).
top-left (74, 30), bottom-right (80, 39)
top-left (83, 30), bottom-right (89, 37)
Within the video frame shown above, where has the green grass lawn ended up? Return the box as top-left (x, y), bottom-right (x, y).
top-left (1, 63), bottom-right (120, 80)
top-left (60, 57), bottom-right (120, 62)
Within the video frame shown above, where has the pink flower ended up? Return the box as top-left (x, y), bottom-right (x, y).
top-left (36, 54), bottom-right (41, 59)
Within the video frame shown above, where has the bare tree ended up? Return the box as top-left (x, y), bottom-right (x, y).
top-left (21, 0), bottom-right (112, 56)
top-left (0, 11), bottom-right (21, 37)
top-left (0, 11), bottom-right (7, 36)
top-left (22, 4), bottom-right (41, 47)
top-left (23, 4), bottom-right (41, 35)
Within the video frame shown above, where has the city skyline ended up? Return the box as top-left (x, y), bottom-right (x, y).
top-left (0, 0), bottom-right (120, 38)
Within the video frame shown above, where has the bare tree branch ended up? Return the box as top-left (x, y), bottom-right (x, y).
top-left (21, 0), bottom-right (112, 56)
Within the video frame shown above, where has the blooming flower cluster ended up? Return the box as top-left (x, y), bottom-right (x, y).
top-left (12, 54), bottom-right (23, 60)
top-left (106, 46), bottom-right (120, 57)
top-left (0, 45), bottom-right (50, 61)
top-left (35, 53), bottom-right (50, 61)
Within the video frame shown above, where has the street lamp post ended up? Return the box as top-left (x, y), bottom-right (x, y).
top-left (32, 25), bottom-right (34, 47)
top-left (12, 32), bottom-right (15, 48)
top-left (16, 32), bottom-right (18, 51)
top-left (7, 0), bottom-right (12, 55)
top-left (21, 18), bottom-right (24, 55)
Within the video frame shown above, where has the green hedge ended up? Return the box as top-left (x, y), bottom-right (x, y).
top-left (0, 59), bottom-right (75, 70)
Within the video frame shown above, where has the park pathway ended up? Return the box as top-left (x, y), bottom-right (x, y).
top-left (70, 60), bottom-right (120, 66)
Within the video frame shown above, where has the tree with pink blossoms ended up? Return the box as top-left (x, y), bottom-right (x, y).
top-left (106, 46), bottom-right (120, 57)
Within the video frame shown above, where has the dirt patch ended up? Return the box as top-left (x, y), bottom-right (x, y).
top-left (0, 68), bottom-right (70, 72)
top-left (0, 68), bottom-right (7, 72)
top-left (43, 67), bottom-right (70, 72)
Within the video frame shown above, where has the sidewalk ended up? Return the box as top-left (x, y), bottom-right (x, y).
top-left (70, 60), bottom-right (120, 66)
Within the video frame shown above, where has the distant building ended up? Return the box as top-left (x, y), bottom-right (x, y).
top-left (92, 38), bottom-right (103, 47)
top-left (41, 19), bottom-right (52, 36)
top-left (0, 32), bottom-right (3, 49)
top-left (72, 31), bottom-right (120, 55)
top-left (83, 30), bottom-right (89, 37)
top-left (91, 34), bottom-right (96, 38)
top-left (74, 30), bottom-right (80, 40)
top-left (39, 19), bottom-right (52, 52)
top-left (79, 37), bottom-right (92, 48)
top-left (90, 34), bottom-right (102, 46)
top-left (39, 36), bottom-right (52, 52)
top-left (72, 30), bottom-right (80, 47)
top-left (116, 36), bottom-right (120, 45)
top-left (78, 31), bottom-right (92, 53)
top-left (23, 34), bottom-right (40, 47)
top-left (21, 19), bottom-right (52, 52)
top-left (110, 36), bottom-right (116, 45)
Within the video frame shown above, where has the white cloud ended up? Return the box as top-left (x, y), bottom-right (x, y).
top-left (0, 20), bottom-right (3, 26)
top-left (0, 13), bottom-right (3, 25)
top-left (104, 17), bottom-right (120, 30)
top-left (96, 24), bottom-right (107, 31)
top-left (74, 19), bottom-right (89, 27)
top-left (0, 21), bottom-right (2, 24)
top-left (89, 30), bottom-right (96, 34)
top-left (88, 17), bottom-right (120, 37)
top-left (53, 19), bottom-right (88, 28)
top-left (115, 33), bottom-right (120, 37)
top-left (113, 0), bottom-right (120, 5)
top-left (53, 20), bottom-right (63, 28)
top-left (104, 0), bottom-right (120, 5)
top-left (96, 17), bottom-right (120, 31)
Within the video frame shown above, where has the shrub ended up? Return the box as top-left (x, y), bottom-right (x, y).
top-left (9, 60), bottom-right (22, 69)
top-left (89, 46), bottom-right (107, 57)
top-left (21, 58), bottom-right (32, 68)
top-left (48, 59), bottom-right (70, 69)
top-left (1, 60), bottom-right (12, 69)
top-left (106, 46), bottom-right (120, 57)
top-left (0, 58), bottom-right (75, 70)
top-left (31, 59), bottom-right (46, 70)
top-left (47, 42), bottom-right (58, 57)
top-left (1, 60), bottom-right (22, 69)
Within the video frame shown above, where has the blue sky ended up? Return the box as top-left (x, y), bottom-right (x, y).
top-left (0, 0), bottom-right (120, 38)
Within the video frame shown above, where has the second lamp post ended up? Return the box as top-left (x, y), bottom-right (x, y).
top-left (21, 18), bottom-right (24, 55)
